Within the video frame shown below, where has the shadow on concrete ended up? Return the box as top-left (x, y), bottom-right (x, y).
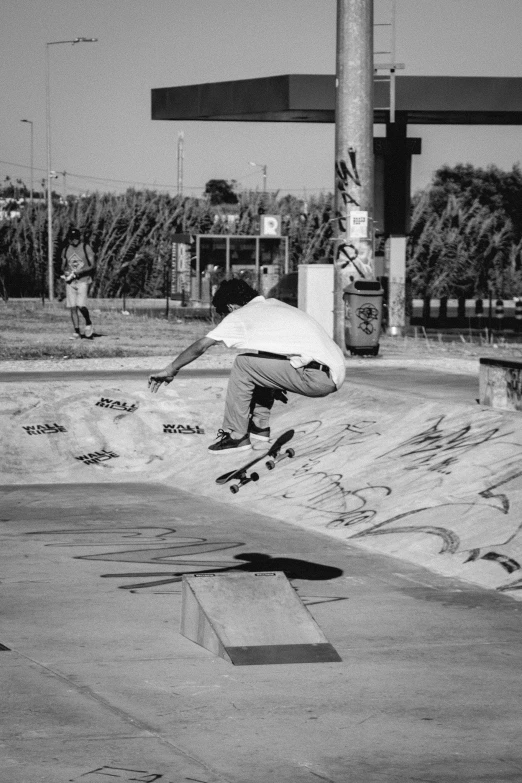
top-left (230, 552), bottom-right (344, 580)
top-left (101, 552), bottom-right (344, 590)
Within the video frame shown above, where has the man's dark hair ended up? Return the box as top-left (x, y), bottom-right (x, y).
top-left (67, 227), bottom-right (81, 241)
top-left (212, 278), bottom-right (259, 315)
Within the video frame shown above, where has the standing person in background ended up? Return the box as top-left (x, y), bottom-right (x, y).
top-left (61, 227), bottom-right (96, 339)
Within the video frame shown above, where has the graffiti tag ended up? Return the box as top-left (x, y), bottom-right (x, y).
top-left (95, 397), bottom-right (138, 413)
top-left (22, 422), bottom-right (67, 435)
top-left (163, 424), bottom-right (205, 434)
top-left (75, 449), bottom-right (119, 466)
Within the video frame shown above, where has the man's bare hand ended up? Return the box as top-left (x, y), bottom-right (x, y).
top-left (148, 338), bottom-right (216, 393)
top-left (148, 368), bottom-right (178, 393)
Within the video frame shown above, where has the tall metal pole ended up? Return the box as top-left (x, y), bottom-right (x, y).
top-left (20, 119), bottom-right (34, 203)
top-left (29, 121), bottom-right (34, 204)
top-left (177, 131), bottom-right (184, 195)
top-left (390, 0), bottom-right (397, 123)
top-left (46, 43), bottom-right (53, 301)
top-left (249, 161), bottom-right (267, 193)
top-left (333, 0), bottom-right (375, 349)
top-left (45, 38), bottom-right (98, 302)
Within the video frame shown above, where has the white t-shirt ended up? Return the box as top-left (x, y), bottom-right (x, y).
top-left (207, 296), bottom-right (346, 389)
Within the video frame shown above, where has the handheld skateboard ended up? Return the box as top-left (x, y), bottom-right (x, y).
top-left (216, 429), bottom-right (295, 494)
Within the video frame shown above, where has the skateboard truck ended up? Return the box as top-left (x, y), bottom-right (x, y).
top-left (266, 447), bottom-right (295, 471)
top-left (230, 470), bottom-right (260, 494)
top-left (216, 429), bottom-right (295, 494)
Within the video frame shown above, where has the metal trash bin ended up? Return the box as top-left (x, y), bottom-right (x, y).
top-left (343, 280), bottom-right (384, 356)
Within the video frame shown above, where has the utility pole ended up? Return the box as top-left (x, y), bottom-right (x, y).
top-left (46, 37), bottom-right (97, 302)
top-left (249, 161), bottom-right (267, 193)
top-left (333, 0), bottom-right (375, 349)
top-left (20, 119), bottom-right (34, 203)
top-left (177, 131), bottom-right (184, 195)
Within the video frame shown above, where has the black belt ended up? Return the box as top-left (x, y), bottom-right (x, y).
top-left (256, 352), bottom-right (288, 360)
top-left (306, 361), bottom-right (330, 375)
top-left (255, 352), bottom-right (330, 376)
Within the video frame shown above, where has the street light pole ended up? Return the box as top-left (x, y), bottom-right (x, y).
top-left (177, 131), bottom-right (184, 195)
top-left (20, 119), bottom-right (34, 203)
top-left (46, 37), bottom-right (97, 302)
top-left (249, 161), bottom-right (267, 192)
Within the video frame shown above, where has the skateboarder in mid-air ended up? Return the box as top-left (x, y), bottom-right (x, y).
top-left (148, 279), bottom-right (346, 454)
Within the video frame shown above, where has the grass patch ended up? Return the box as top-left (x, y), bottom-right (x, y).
top-left (1, 299), bottom-right (522, 363)
top-left (0, 301), bottom-right (213, 361)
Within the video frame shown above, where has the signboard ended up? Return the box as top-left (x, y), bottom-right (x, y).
top-left (349, 210), bottom-right (368, 239)
top-left (172, 242), bottom-right (191, 295)
top-left (260, 215), bottom-right (281, 237)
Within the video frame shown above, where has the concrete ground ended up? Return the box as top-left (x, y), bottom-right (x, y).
top-left (2, 354), bottom-right (522, 782)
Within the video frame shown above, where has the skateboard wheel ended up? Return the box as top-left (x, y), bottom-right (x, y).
top-left (266, 460), bottom-right (275, 470)
top-left (286, 448), bottom-right (295, 458)
top-left (230, 484), bottom-right (240, 494)
top-left (251, 472), bottom-right (259, 482)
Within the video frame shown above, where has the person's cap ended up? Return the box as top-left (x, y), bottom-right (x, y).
top-left (67, 228), bottom-right (81, 239)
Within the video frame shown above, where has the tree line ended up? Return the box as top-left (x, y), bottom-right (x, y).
top-left (0, 163), bottom-right (521, 301)
top-left (408, 163), bottom-right (522, 299)
top-left (0, 186), bottom-right (334, 300)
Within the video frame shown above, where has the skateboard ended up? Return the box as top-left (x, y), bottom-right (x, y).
top-left (216, 429), bottom-right (295, 494)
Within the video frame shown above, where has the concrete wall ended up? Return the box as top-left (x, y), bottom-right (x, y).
top-left (480, 358), bottom-right (522, 411)
top-left (297, 264), bottom-right (334, 337)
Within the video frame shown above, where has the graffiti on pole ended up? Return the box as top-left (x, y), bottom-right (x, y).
top-left (334, 146), bottom-right (374, 286)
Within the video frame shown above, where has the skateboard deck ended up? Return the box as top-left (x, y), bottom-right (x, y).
top-left (216, 429), bottom-right (295, 493)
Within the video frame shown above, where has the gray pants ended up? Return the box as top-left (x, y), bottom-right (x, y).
top-left (223, 353), bottom-right (337, 436)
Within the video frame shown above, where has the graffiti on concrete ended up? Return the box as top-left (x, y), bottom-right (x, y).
top-left (22, 422), bottom-right (67, 435)
top-left (379, 415), bottom-right (506, 475)
top-left (289, 418), bottom-right (381, 467)
top-left (29, 526), bottom-right (243, 590)
top-left (95, 397), bottom-right (138, 413)
top-left (163, 424), bottom-right (205, 434)
top-left (254, 414), bottom-right (522, 594)
top-left (75, 449), bottom-right (119, 466)
top-left (28, 526), bottom-right (343, 591)
top-left (506, 368), bottom-right (522, 405)
top-left (71, 767), bottom-right (169, 782)
top-left (266, 418), bottom-right (385, 522)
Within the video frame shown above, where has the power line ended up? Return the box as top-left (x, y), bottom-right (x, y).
top-left (0, 158), bottom-right (332, 195)
top-left (0, 158), bottom-right (198, 191)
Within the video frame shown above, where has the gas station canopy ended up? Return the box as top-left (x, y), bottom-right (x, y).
top-left (152, 74), bottom-right (522, 125)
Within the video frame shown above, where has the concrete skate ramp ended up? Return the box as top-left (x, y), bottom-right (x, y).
top-left (2, 369), bottom-right (522, 599)
top-left (180, 571), bottom-right (342, 664)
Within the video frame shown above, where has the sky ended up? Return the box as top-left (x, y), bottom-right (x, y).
top-left (2, 0), bottom-right (522, 200)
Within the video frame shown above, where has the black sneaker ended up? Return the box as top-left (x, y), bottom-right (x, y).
top-left (208, 429), bottom-right (251, 455)
top-left (248, 420), bottom-right (271, 442)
